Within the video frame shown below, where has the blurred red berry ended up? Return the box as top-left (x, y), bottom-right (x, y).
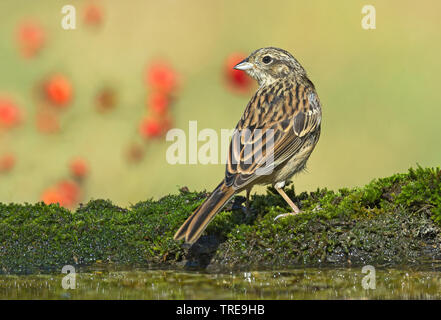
top-left (41, 180), bottom-right (80, 208)
top-left (0, 98), bottom-right (21, 129)
top-left (69, 158), bottom-right (89, 179)
top-left (145, 61), bottom-right (178, 94)
top-left (36, 110), bottom-right (60, 133)
top-left (139, 117), bottom-right (163, 139)
top-left (96, 87), bottom-right (116, 113)
top-left (41, 188), bottom-right (64, 206)
top-left (0, 154), bottom-right (16, 173)
top-left (148, 91), bottom-right (169, 115)
top-left (16, 20), bottom-right (45, 58)
top-left (57, 180), bottom-right (80, 206)
top-left (224, 53), bottom-right (253, 94)
top-left (84, 3), bottom-right (103, 26)
top-left (44, 74), bottom-right (73, 107)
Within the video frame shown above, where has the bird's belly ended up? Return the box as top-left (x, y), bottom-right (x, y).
top-left (273, 140), bottom-right (316, 184)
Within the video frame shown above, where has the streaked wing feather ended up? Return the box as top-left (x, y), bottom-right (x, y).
top-left (225, 81), bottom-right (321, 189)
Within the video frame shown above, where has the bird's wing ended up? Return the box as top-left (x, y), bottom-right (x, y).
top-left (225, 80), bottom-right (321, 189)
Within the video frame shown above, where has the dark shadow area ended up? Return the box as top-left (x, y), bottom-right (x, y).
top-left (183, 196), bottom-right (258, 269)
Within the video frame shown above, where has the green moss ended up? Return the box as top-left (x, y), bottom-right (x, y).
top-left (1, 166), bottom-right (441, 274)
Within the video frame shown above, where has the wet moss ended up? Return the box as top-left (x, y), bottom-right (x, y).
top-left (1, 166), bottom-right (441, 274)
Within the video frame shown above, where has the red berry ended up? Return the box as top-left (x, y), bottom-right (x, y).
top-left (69, 158), bottom-right (89, 178)
top-left (139, 117), bottom-right (163, 138)
top-left (41, 188), bottom-right (64, 206)
top-left (0, 154), bottom-right (16, 173)
top-left (0, 98), bottom-right (21, 129)
top-left (57, 180), bottom-right (80, 206)
top-left (42, 180), bottom-right (80, 208)
top-left (148, 91), bottom-right (169, 115)
top-left (45, 74), bottom-right (73, 107)
top-left (84, 4), bottom-right (103, 26)
top-left (16, 21), bottom-right (45, 58)
top-left (145, 61), bottom-right (178, 94)
top-left (224, 53), bottom-right (253, 94)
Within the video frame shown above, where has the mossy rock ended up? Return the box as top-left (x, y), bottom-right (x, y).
top-left (1, 166), bottom-right (441, 274)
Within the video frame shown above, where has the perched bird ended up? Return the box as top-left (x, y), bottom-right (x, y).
top-left (174, 47), bottom-right (322, 244)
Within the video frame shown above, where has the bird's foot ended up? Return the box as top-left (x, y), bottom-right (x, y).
top-left (274, 211), bottom-right (301, 221)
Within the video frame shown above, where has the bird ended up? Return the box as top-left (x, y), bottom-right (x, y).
top-left (174, 47), bottom-right (322, 244)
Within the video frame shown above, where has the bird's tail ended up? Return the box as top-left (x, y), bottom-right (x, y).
top-left (174, 180), bottom-right (235, 244)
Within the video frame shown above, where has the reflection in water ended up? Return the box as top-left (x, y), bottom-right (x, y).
top-left (1, 266), bottom-right (441, 299)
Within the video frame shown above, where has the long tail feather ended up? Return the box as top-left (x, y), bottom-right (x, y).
top-left (174, 181), bottom-right (235, 244)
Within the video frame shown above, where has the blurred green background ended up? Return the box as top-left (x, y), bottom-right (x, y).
top-left (0, 0), bottom-right (440, 207)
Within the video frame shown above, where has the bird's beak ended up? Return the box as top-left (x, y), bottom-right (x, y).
top-left (233, 58), bottom-right (253, 71)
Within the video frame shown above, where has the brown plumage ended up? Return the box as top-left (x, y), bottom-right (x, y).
top-left (174, 47), bottom-right (322, 244)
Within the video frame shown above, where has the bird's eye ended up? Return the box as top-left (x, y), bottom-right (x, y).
top-left (262, 56), bottom-right (272, 64)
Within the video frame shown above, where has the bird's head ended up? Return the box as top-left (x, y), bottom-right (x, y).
top-left (234, 47), bottom-right (307, 87)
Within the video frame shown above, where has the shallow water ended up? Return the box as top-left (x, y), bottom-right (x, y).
top-left (1, 265), bottom-right (441, 299)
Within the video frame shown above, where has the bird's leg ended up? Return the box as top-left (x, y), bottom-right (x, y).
top-left (274, 186), bottom-right (301, 220)
top-left (243, 188), bottom-right (253, 217)
top-left (246, 188), bottom-right (251, 211)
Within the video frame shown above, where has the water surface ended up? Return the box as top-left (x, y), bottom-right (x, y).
top-left (1, 266), bottom-right (441, 299)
